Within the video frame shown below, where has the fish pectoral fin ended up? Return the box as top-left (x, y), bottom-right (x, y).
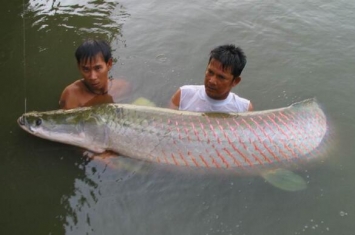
top-left (261, 168), bottom-right (307, 192)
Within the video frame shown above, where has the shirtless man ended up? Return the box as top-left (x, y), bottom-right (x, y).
top-left (59, 39), bottom-right (131, 109)
top-left (170, 44), bottom-right (253, 112)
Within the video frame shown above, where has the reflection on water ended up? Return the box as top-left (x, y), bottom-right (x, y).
top-left (61, 152), bottom-right (342, 235)
top-left (25, 0), bottom-right (129, 41)
top-left (62, 155), bottom-right (150, 234)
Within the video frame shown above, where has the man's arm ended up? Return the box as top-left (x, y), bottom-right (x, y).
top-left (169, 88), bottom-right (181, 109)
top-left (248, 101), bottom-right (254, 111)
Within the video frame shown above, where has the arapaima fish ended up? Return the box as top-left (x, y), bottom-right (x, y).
top-left (17, 99), bottom-right (328, 171)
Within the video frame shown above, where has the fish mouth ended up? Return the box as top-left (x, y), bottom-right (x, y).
top-left (17, 116), bottom-right (33, 133)
top-left (17, 116), bottom-right (26, 126)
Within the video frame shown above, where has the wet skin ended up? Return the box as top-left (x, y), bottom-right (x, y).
top-left (78, 54), bottom-right (112, 95)
top-left (59, 53), bottom-right (131, 109)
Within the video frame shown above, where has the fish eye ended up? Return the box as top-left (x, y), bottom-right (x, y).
top-left (35, 119), bottom-right (42, 126)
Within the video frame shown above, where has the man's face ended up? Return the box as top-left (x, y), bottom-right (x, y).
top-left (78, 53), bottom-right (112, 92)
top-left (204, 58), bottom-right (240, 100)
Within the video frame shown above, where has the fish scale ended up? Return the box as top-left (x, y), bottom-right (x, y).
top-left (18, 99), bottom-right (328, 170)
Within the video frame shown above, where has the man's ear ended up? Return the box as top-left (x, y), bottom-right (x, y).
top-left (232, 76), bottom-right (241, 87)
top-left (107, 58), bottom-right (113, 69)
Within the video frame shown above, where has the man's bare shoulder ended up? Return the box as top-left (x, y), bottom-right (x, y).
top-left (59, 80), bottom-right (85, 109)
top-left (63, 80), bottom-right (84, 92)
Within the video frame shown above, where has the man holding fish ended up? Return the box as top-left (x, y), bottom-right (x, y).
top-left (17, 41), bottom-right (327, 191)
top-left (60, 40), bottom-right (253, 114)
top-left (170, 44), bottom-right (253, 112)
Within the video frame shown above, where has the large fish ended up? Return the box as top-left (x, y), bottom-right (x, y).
top-left (17, 99), bottom-right (327, 170)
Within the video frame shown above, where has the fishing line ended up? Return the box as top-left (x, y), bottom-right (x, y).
top-left (22, 0), bottom-right (27, 113)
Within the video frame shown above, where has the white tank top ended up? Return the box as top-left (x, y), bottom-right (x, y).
top-left (179, 85), bottom-right (250, 112)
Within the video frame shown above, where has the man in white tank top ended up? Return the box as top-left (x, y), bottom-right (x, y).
top-left (170, 44), bottom-right (253, 112)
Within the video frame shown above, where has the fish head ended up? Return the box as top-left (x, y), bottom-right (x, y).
top-left (17, 106), bottom-right (108, 153)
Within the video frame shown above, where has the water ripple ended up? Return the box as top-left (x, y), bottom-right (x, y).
top-left (25, 0), bottom-right (130, 41)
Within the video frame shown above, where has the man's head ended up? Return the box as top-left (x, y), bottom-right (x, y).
top-left (75, 39), bottom-right (113, 94)
top-left (75, 39), bottom-right (112, 64)
top-left (204, 45), bottom-right (247, 100)
top-left (209, 44), bottom-right (246, 79)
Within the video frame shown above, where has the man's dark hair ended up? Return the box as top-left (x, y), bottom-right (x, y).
top-left (75, 39), bottom-right (112, 64)
top-left (209, 44), bottom-right (247, 79)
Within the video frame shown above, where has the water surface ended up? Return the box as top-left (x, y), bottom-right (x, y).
top-left (1, 0), bottom-right (355, 234)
